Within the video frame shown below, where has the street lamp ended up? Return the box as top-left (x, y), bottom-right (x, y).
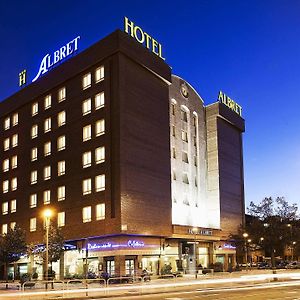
top-left (292, 241), bottom-right (296, 261)
top-left (243, 233), bottom-right (248, 270)
top-left (192, 227), bottom-right (198, 278)
top-left (43, 209), bottom-right (53, 280)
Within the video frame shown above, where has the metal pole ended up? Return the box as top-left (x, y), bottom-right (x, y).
top-left (46, 217), bottom-right (49, 281)
top-left (245, 239), bottom-right (248, 271)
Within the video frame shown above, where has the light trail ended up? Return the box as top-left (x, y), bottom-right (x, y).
top-left (0, 273), bottom-right (300, 299)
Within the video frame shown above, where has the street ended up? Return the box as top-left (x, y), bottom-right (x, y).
top-left (101, 282), bottom-right (300, 300)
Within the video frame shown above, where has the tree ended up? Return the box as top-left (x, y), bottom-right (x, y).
top-left (247, 196), bottom-right (299, 267)
top-left (34, 225), bottom-right (65, 277)
top-left (0, 226), bottom-right (27, 280)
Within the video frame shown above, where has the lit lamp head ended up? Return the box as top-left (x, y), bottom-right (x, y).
top-left (243, 233), bottom-right (248, 238)
top-left (43, 209), bottom-right (53, 219)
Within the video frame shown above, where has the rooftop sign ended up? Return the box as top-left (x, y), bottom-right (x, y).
top-left (32, 36), bottom-right (80, 82)
top-left (218, 91), bottom-right (242, 117)
top-left (124, 17), bottom-right (165, 60)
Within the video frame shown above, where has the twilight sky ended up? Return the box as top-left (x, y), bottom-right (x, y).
top-left (0, 0), bottom-right (299, 209)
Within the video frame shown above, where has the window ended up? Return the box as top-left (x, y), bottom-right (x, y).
top-left (95, 119), bottom-right (105, 136)
top-left (30, 194), bottom-right (37, 208)
top-left (83, 125), bottom-right (91, 141)
top-left (4, 138), bottom-right (10, 151)
top-left (125, 259), bottom-right (135, 276)
top-left (171, 125), bottom-right (176, 137)
top-left (44, 166), bottom-right (51, 180)
top-left (82, 73), bottom-right (91, 89)
top-left (172, 170), bottom-right (176, 180)
top-left (32, 102), bottom-right (38, 116)
top-left (82, 206), bottom-right (91, 223)
top-left (193, 116), bottom-right (197, 126)
top-left (172, 147), bottom-right (176, 159)
top-left (182, 152), bottom-right (189, 163)
top-left (95, 66), bottom-right (104, 83)
top-left (96, 203), bottom-right (105, 220)
top-left (3, 159), bottom-right (9, 172)
top-left (44, 141), bottom-right (51, 156)
top-left (58, 161), bottom-right (65, 176)
top-left (31, 170), bottom-right (37, 185)
top-left (10, 222), bottom-right (16, 230)
top-left (181, 131), bottom-right (188, 142)
top-left (11, 134), bottom-right (18, 147)
top-left (182, 173), bottom-right (189, 184)
top-left (11, 156), bottom-right (17, 169)
top-left (58, 111), bottom-right (66, 127)
top-left (95, 92), bottom-right (105, 110)
top-left (58, 87), bottom-right (66, 102)
top-left (194, 156), bottom-right (197, 167)
top-left (10, 199), bottom-right (16, 213)
top-left (95, 174), bottom-right (105, 192)
top-left (11, 177), bottom-right (17, 191)
top-left (2, 202), bottom-right (8, 215)
top-left (43, 190), bottom-right (51, 204)
top-left (31, 124), bottom-right (38, 139)
top-left (171, 103), bottom-right (175, 115)
top-left (82, 178), bottom-right (92, 195)
top-left (95, 146), bottom-right (105, 164)
top-left (44, 117), bottom-right (51, 133)
top-left (30, 218), bottom-right (36, 232)
top-left (82, 99), bottom-right (91, 116)
top-left (57, 212), bottom-right (65, 227)
top-left (57, 135), bottom-right (66, 151)
top-left (181, 110), bottom-right (188, 122)
top-left (82, 151), bottom-right (91, 168)
top-left (44, 94), bottom-right (51, 110)
top-left (31, 147), bottom-right (38, 161)
top-left (4, 117), bottom-right (10, 130)
top-left (57, 186), bottom-right (65, 201)
top-left (3, 180), bottom-right (9, 193)
top-left (12, 113), bottom-right (18, 126)
top-left (2, 224), bottom-right (8, 235)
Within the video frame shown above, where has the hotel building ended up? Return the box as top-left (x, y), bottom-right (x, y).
top-left (0, 28), bottom-right (245, 278)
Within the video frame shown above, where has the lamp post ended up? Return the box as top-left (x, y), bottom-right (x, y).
top-left (192, 227), bottom-right (198, 278)
top-left (247, 239), bottom-right (252, 267)
top-left (43, 209), bottom-right (53, 280)
top-left (242, 233), bottom-right (248, 270)
top-left (292, 241), bottom-right (296, 261)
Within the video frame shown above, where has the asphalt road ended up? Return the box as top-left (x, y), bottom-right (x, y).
top-left (100, 282), bottom-right (300, 300)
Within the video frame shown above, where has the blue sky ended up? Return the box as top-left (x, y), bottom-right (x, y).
top-left (0, 0), bottom-right (299, 209)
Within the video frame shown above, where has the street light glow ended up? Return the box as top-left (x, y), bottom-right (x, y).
top-left (43, 208), bottom-right (53, 218)
top-left (243, 233), bottom-right (248, 238)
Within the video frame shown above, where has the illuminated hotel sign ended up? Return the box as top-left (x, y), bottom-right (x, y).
top-left (87, 240), bottom-right (145, 250)
top-left (218, 91), bottom-right (242, 117)
top-left (32, 36), bottom-right (80, 82)
top-left (188, 229), bottom-right (213, 236)
top-left (124, 17), bottom-right (165, 60)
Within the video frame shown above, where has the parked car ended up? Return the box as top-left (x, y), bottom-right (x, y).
top-left (286, 261), bottom-right (300, 269)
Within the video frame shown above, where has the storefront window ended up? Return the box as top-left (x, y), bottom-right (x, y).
top-left (125, 259), bottom-right (134, 276)
top-left (106, 260), bottom-right (115, 276)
